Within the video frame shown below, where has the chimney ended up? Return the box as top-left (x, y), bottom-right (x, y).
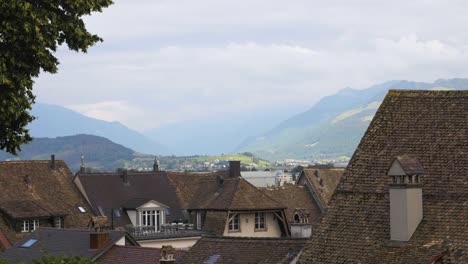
top-left (216, 175), bottom-right (224, 192)
top-left (121, 170), bottom-right (128, 184)
top-left (160, 245), bottom-right (176, 264)
top-left (89, 232), bottom-right (110, 250)
top-left (50, 155), bottom-right (55, 170)
top-left (228, 161), bottom-right (241, 178)
top-left (387, 155), bottom-right (424, 242)
top-left (153, 159), bottom-right (160, 172)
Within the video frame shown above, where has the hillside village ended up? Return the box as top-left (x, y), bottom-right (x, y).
top-left (1, 89), bottom-right (468, 263)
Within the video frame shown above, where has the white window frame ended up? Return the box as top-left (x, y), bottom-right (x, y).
top-left (228, 214), bottom-right (240, 232)
top-left (21, 220), bottom-right (29, 233)
top-left (32, 220), bottom-right (39, 231)
top-left (196, 211), bottom-right (202, 230)
top-left (255, 212), bottom-right (266, 230)
top-left (54, 217), bottom-right (62, 228)
top-left (140, 210), bottom-right (163, 232)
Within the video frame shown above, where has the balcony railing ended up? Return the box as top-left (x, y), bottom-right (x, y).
top-left (126, 223), bottom-right (206, 240)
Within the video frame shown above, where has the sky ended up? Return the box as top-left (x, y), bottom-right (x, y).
top-left (34, 0), bottom-right (468, 132)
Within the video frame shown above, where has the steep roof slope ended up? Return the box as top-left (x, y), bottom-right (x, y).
top-left (184, 236), bottom-right (307, 264)
top-left (0, 160), bottom-right (93, 244)
top-left (300, 90), bottom-right (468, 263)
top-left (188, 177), bottom-right (285, 211)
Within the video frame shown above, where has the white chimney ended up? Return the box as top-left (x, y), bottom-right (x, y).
top-left (387, 155), bottom-right (424, 242)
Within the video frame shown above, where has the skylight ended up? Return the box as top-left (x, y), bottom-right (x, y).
top-left (204, 254), bottom-right (220, 264)
top-left (78, 207), bottom-right (86, 213)
top-left (113, 209), bottom-right (121, 218)
top-left (21, 239), bottom-right (37, 248)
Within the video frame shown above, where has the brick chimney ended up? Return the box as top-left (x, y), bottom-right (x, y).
top-left (89, 232), bottom-right (110, 250)
top-left (228, 160), bottom-right (241, 178)
top-left (160, 245), bottom-right (176, 264)
top-left (387, 155), bottom-right (424, 242)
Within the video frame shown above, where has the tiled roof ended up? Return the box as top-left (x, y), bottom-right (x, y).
top-left (261, 185), bottom-right (321, 224)
top-left (76, 171), bottom-right (184, 226)
top-left (188, 177), bottom-right (286, 211)
top-left (299, 90), bottom-right (468, 263)
top-left (99, 245), bottom-right (187, 264)
top-left (0, 228), bottom-right (129, 263)
top-left (394, 154), bottom-right (425, 175)
top-left (0, 160), bottom-right (93, 244)
top-left (166, 171), bottom-right (227, 209)
top-left (301, 168), bottom-right (344, 207)
top-left (76, 171), bottom-right (226, 226)
top-left (184, 236), bottom-right (307, 264)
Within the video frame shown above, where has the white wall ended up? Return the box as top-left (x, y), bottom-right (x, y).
top-left (127, 210), bottom-right (137, 226)
top-left (138, 237), bottom-right (201, 249)
top-left (223, 212), bottom-right (282, 238)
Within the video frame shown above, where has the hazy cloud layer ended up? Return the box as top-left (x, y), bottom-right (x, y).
top-left (35, 0), bottom-right (468, 131)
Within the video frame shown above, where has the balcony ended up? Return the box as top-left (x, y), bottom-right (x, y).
top-left (125, 223), bottom-right (206, 241)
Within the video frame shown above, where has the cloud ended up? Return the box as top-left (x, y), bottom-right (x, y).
top-left (34, 0), bottom-right (468, 131)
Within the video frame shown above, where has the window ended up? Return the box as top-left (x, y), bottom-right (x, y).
top-left (255, 213), bottom-right (266, 230)
top-left (32, 220), bottom-right (39, 231)
top-left (140, 210), bottom-right (162, 232)
top-left (228, 214), bottom-right (240, 232)
top-left (78, 207), bottom-right (86, 213)
top-left (54, 217), bottom-right (62, 229)
top-left (21, 220), bottom-right (39, 233)
top-left (21, 220), bottom-right (29, 233)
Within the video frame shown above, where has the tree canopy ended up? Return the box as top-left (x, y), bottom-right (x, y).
top-left (0, 0), bottom-right (113, 154)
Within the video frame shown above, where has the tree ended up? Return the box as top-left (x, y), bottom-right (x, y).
top-left (0, 0), bottom-right (113, 154)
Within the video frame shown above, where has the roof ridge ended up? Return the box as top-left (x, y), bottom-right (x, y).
top-left (387, 89), bottom-right (468, 97)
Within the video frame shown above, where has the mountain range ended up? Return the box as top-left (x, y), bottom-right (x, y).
top-left (28, 103), bottom-right (168, 155)
top-left (0, 134), bottom-right (135, 171)
top-left (5, 78), bottom-right (468, 165)
top-left (237, 78), bottom-right (468, 161)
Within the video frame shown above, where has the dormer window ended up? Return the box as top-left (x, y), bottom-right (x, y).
top-left (21, 220), bottom-right (39, 233)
